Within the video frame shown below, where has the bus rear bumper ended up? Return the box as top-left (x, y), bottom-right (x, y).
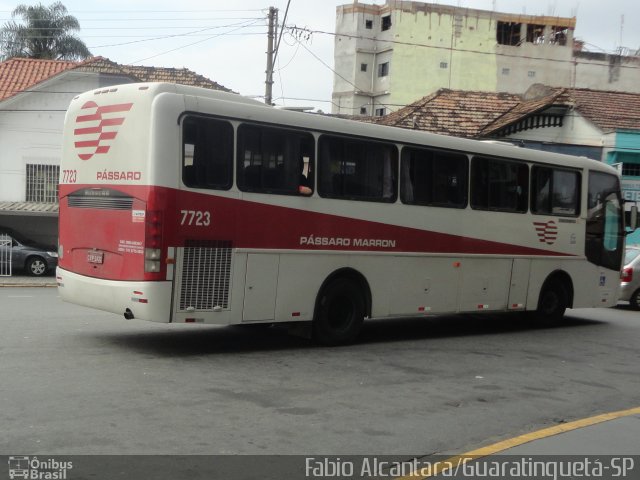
top-left (56, 267), bottom-right (172, 323)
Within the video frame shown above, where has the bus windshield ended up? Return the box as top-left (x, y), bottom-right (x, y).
top-left (586, 171), bottom-right (624, 271)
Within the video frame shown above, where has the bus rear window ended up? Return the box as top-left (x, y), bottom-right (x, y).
top-left (318, 135), bottom-right (397, 202)
top-left (182, 116), bottom-right (233, 190)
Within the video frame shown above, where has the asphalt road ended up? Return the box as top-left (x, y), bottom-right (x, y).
top-left (1, 288), bottom-right (639, 457)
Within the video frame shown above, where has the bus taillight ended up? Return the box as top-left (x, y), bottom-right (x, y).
top-left (145, 210), bottom-right (164, 276)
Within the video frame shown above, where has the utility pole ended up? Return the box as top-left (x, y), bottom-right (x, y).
top-left (265, 6), bottom-right (278, 106)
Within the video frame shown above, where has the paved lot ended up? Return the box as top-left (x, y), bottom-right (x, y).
top-left (1, 288), bottom-right (639, 464)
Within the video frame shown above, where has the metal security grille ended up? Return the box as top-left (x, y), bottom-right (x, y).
top-left (0, 234), bottom-right (12, 276)
top-left (622, 163), bottom-right (640, 177)
top-left (26, 164), bottom-right (59, 203)
top-left (179, 240), bottom-right (232, 311)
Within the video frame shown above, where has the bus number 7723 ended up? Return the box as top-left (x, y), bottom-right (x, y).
top-left (180, 210), bottom-right (211, 227)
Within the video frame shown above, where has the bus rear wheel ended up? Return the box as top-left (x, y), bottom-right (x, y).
top-left (535, 278), bottom-right (568, 323)
top-left (313, 278), bottom-right (364, 345)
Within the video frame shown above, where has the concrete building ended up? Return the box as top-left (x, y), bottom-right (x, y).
top-left (332, 1), bottom-right (640, 116)
top-left (0, 57), bottom-right (230, 245)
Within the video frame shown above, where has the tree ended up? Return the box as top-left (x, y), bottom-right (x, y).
top-left (0, 1), bottom-right (91, 61)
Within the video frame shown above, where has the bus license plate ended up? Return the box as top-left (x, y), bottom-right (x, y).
top-left (87, 251), bottom-right (104, 264)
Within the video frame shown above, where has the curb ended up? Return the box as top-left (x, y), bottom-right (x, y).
top-left (0, 276), bottom-right (57, 288)
top-left (396, 406), bottom-right (640, 479)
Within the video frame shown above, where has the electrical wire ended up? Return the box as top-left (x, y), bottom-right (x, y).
top-left (89, 19), bottom-right (263, 49)
top-left (128, 19), bottom-right (264, 64)
top-left (292, 26), bottom-right (640, 70)
top-left (286, 29), bottom-right (360, 93)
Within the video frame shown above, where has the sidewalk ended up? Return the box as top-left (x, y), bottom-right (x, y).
top-left (405, 408), bottom-right (640, 479)
top-left (0, 274), bottom-right (57, 287)
top-left (497, 412), bottom-right (640, 456)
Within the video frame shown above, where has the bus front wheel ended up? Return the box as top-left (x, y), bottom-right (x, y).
top-left (535, 278), bottom-right (568, 323)
top-left (313, 278), bottom-right (364, 345)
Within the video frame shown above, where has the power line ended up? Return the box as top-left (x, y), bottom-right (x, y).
top-left (0, 9), bottom-right (264, 15)
top-left (0, 18), bottom-right (264, 26)
top-left (289, 26), bottom-right (640, 71)
top-left (89, 19), bottom-right (263, 49)
top-left (0, 109), bottom-right (67, 112)
top-left (128, 18), bottom-right (264, 65)
top-left (286, 29), bottom-right (360, 93)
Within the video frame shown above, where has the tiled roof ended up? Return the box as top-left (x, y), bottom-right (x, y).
top-left (373, 85), bottom-right (640, 138)
top-left (569, 89), bottom-right (640, 132)
top-left (75, 57), bottom-right (233, 93)
top-left (482, 86), bottom-right (640, 135)
top-left (0, 56), bottom-right (232, 102)
top-left (0, 58), bottom-right (76, 100)
top-left (480, 87), bottom-right (571, 136)
top-left (375, 89), bottom-right (521, 138)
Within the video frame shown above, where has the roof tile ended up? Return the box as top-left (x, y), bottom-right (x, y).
top-left (373, 86), bottom-right (640, 137)
top-left (0, 58), bottom-right (76, 100)
top-left (376, 89), bottom-right (521, 138)
top-left (0, 56), bottom-right (232, 102)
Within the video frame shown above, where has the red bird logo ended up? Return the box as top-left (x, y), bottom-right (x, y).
top-left (73, 101), bottom-right (133, 160)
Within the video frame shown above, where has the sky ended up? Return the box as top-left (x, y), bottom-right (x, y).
top-left (0, 0), bottom-right (639, 111)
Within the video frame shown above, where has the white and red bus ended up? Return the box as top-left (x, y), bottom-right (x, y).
top-left (58, 82), bottom-right (627, 344)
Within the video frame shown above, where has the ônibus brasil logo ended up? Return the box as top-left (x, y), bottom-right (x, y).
top-left (73, 101), bottom-right (133, 160)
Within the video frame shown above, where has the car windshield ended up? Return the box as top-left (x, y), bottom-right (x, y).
top-left (624, 248), bottom-right (640, 265)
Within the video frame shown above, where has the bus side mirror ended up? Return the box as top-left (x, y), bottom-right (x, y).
top-left (630, 205), bottom-right (638, 231)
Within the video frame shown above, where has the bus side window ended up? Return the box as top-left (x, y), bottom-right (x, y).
top-left (552, 170), bottom-right (580, 215)
top-left (318, 135), bottom-right (397, 202)
top-left (237, 124), bottom-right (315, 195)
top-left (400, 147), bottom-right (468, 208)
top-left (471, 156), bottom-right (528, 213)
top-left (182, 116), bottom-right (233, 190)
top-left (531, 166), bottom-right (580, 216)
top-left (532, 167), bottom-right (552, 213)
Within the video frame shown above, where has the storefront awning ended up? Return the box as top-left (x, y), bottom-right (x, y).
top-left (0, 202), bottom-right (58, 216)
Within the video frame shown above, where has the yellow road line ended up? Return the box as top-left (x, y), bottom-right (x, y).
top-left (396, 406), bottom-right (640, 479)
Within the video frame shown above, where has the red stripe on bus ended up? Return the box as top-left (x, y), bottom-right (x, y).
top-left (96, 103), bottom-right (133, 114)
top-left (75, 140), bottom-right (100, 148)
top-left (75, 126), bottom-right (102, 135)
top-left (76, 113), bottom-right (101, 123)
top-left (57, 184), bottom-right (577, 283)
top-left (99, 118), bottom-right (126, 127)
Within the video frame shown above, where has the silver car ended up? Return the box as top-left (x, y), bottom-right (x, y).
top-left (619, 246), bottom-right (640, 309)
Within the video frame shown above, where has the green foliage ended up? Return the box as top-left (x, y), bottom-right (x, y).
top-left (0, 1), bottom-right (91, 61)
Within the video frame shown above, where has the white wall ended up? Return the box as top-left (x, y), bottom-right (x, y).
top-left (0, 71), bottom-right (132, 202)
